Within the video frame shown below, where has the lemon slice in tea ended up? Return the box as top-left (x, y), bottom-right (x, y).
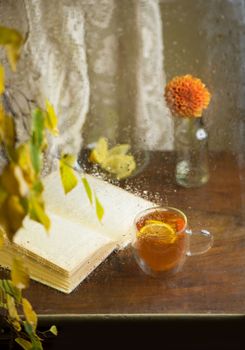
top-left (138, 222), bottom-right (177, 244)
top-left (145, 220), bottom-right (166, 226)
top-left (89, 137), bottom-right (108, 164)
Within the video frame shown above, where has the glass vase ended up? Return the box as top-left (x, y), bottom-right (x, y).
top-left (174, 117), bottom-right (209, 188)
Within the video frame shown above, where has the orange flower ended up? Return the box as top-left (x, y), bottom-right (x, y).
top-left (164, 75), bottom-right (211, 118)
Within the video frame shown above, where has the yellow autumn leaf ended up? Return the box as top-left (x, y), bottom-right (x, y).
top-left (95, 195), bottom-right (104, 222)
top-left (102, 154), bottom-right (136, 180)
top-left (6, 294), bottom-right (21, 331)
top-left (28, 194), bottom-right (50, 232)
top-left (11, 256), bottom-right (29, 290)
top-left (4, 115), bottom-right (15, 148)
top-left (0, 195), bottom-right (26, 241)
top-left (0, 104), bottom-right (4, 144)
top-left (22, 298), bottom-right (38, 331)
top-left (81, 176), bottom-right (93, 205)
top-left (6, 44), bottom-right (21, 72)
top-left (0, 186), bottom-right (7, 205)
top-left (45, 100), bottom-right (59, 136)
top-left (1, 114), bottom-right (16, 148)
top-left (59, 154), bottom-right (78, 194)
top-left (0, 64), bottom-right (4, 95)
top-left (89, 137), bottom-right (108, 164)
top-left (0, 163), bottom-right (29, 197)
top-left (0, 26), bottom-right (23, 47)
top-left (0, 103), bottom-right (4, 130)
top-left (0, 226), bottom-right (5, 248)
top-left (6, 294), bottom-right (19, 319)
top-left (89, 137), bottom-right (136, 179)
top-left (0, 103), bottom-right (4, 122)
top-left (0, 26), bottom-right (23, 71)
top-left (16, 144), bottom-right (36, 186)
top-left (12, 319), bottom-right (22, 332)
top-left (108, 144), bottom-right (130, 156)
top-left (15, 338), bottom-right (32, 350)
top-left (50, 325), bottom-right (58, 336)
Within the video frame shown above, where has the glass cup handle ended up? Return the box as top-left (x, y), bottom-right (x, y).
top-left (185, 229), bottom-right (213, 256)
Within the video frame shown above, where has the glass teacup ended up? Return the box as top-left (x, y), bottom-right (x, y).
top-left (132, 206), bottom-right (213, 277)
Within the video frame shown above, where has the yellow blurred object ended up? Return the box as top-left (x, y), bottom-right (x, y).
top-left (89, 137), bottom-right (136, 179)
top-left (107, 144), bottom-right (130, 156)
top-left (89, 137), bottom-right (108, 164)
top-left (103, 154), bottom-right (136, 180)
top-left (0, 64), bottom-right (4, 95)
top-left (0, 26), bottom-right (24, 71)
top-left (45, 100), bottom-right (59, 136)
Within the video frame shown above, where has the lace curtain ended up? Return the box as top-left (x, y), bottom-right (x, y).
top-left (0, 0), bottom-right (173, 160)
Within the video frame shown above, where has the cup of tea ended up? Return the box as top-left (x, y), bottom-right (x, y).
top-left (131, 206), bottom-right (213, 277)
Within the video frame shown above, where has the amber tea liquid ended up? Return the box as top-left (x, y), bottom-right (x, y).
top-left (134, 209), bottom-right (188, 274)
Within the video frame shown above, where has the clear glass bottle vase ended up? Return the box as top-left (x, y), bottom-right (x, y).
top-left (174, 117), bottom-right (209, 188)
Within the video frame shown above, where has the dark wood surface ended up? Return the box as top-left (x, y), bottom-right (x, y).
top-left (1, 151), bottom-right (245, 315)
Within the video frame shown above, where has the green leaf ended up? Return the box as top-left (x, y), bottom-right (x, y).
top-left (30, 108), bottom-right (45, 174)
top-left (0, 64), bottom-right (4, 95)
top-left (95, 195), bottom-right (104, 222)
top-left (49, 325), bottom-right (58, 336)
top-left (45, 100), bottom-right (59, 136)
top-left (81, 177), bottom-right (93, 205)
top-left (30, 143), bottom-right (41, 175)
top-left (32, 180), bottom-right (44, 194)
top-left (11, 256), bottom-right (30, 290)
top-left (32, 108), bottom-right (45, 149)
top-left (59, 154), bottom-right (78, 194)
top-left (0, 301), bottom-right (7, 309)
top-left (0, 26), bottom-right (23, 71)
top-left (15, 338), bottom-right (32, 350)
top-left (31, 338), bottom-right (43, 350)
top-left (0, 279), bottom-right (22, 303)
top-left (23, 322), bottom-right (43, 350)
top-left (23, 321), bottom-right (33, 337)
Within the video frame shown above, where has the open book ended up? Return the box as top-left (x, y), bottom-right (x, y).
top-left (0, 171), bottom-right (154, 293)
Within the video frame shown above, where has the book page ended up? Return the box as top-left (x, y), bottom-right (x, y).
top-left (43, 171), bottom-right (155, 248)
top-left (13, 213), bottom-right (113, 273)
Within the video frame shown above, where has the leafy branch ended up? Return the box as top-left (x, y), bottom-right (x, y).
top-left (0, 259), bottom-right (58, 350)
top-left (0, 25), bottom-right (103, 349)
